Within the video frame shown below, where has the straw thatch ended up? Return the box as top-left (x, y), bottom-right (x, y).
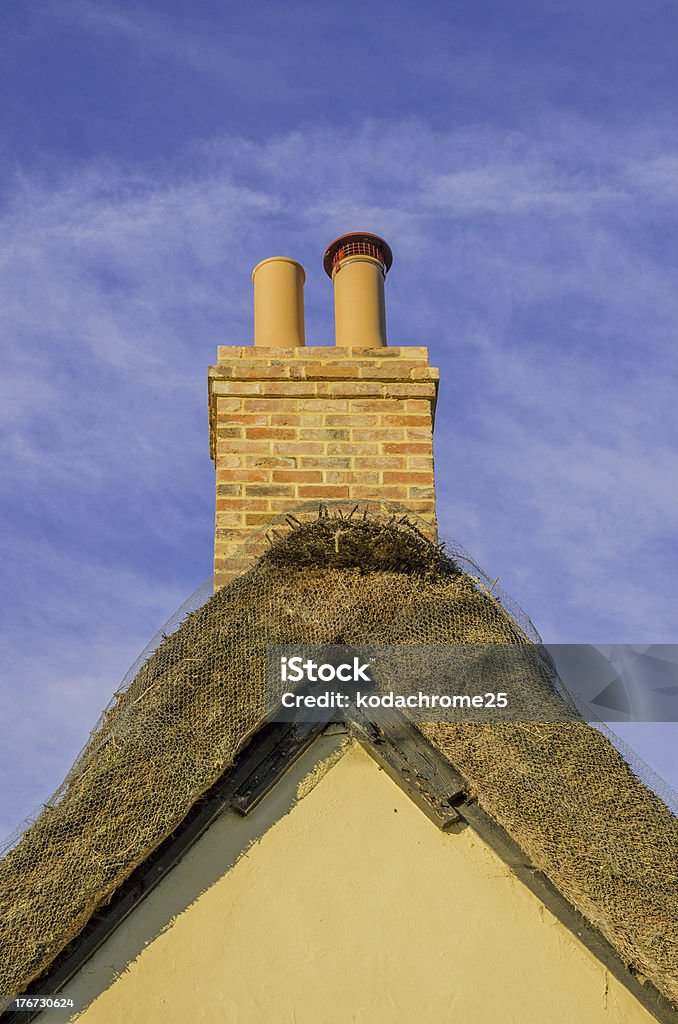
top-left (0, 512), bottom-right (676, 1008)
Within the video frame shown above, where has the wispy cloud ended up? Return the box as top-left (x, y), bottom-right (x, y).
top-left (44, 0), bottom-right (306, 110)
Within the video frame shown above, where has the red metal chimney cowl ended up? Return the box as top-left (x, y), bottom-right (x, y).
top-left (323, 232), bottom-right (393, 279)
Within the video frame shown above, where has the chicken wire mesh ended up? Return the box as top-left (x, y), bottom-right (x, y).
top-left (0, 502), bottom-right (676, 1010)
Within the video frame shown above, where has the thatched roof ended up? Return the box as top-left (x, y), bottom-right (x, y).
top-left (1, 511), bottom-right (676, 1009)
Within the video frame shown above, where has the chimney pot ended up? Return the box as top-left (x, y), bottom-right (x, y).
top-left (252, 256), bottom-right (306, 347)
top-left (323, 232), bottom-right (392, 349)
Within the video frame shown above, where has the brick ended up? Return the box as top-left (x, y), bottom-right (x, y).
top-left (298, 456), bottom-right (351, 470)
top-left (304, 347), bottom-right (356, 357)
top-left (213, 345), bottom-right (245, 357)
top-left (216, 457), bottom-right (242, 472)
top-left (297, 485), bottom-right (350, 499)
top-left (348, 399), bottom-right (401, 413)
top-left (384, 383), bottom-right (437, 399)
top-left (214, 484), bottom-right (241, 496)
top-left (383, 471), bottom-right (433, 485)
top-left (298, 428), bottom-right (350, 441)
top-left (354, 456), bottom-right (406, 470)
top-left (243, 399), bottom-right (279, 412)
top-left (295, 413), bottom-right (325, 426)
top-left (215, 527), bottom-right (250, 543)
top-left (212, 380), bottom-right (262, 396)
top-left (304, 364), bottom-right (361, 379)
top-left (323, 440), bottom-right (356, 456)
top-left (221, 348), bottom-right (287, 360)
top-left (270, 413), bottom-right (302, 426)
top-left (245, 455), bottom-right (296, 468)
top-left (309, 399), bottom-right (350, 412)
top-left (357, 363), bottom-right (420, 380)
top-left (324, 414), bottom-right (378, 428)
top-left (403, 427), bottom-right (433, 442)
top-left (389, 347), bottom-right (429, 359)
top-left (260, 346), bottom-right (342, 358)
top-left (380, 414), bottom-right (430, 427)
top-left (316, 381), bottom-right (382, 398)
top-left (245, 513), bottom-right (274, 527)
top-left (216, 496), bottom-right (268, 511)
top-left (407, 456), bottom-right (434, 471)
top-left (382, 443), bottom-right (431, 455)
top-left (348, 346), bottom-right (428, 359)
top-left (215, 539), bottom-right (250, 554)
top-left (408, 486), bottom-right (435, 500)
top-left (349, 485), bottom-right (403, 500)
top-left (276, 441), bottom-right (325, 457)
top-left (324, 470), bottom-right (380, 486)
top-left (218, 469), bottom-right (269, 482)
top-left (214, 395), bottom-right (244, 411)
top-left (292, 346), bottom-right (364, 358)
top-left (351, 428), bottom-right (405, 442)
top-left (326, 442), bottom-right (375, 457)
top-left (217, 439), bottom-right (270, 455)
top-left (216, 427), bottom-right (244, 439)
top-left (231, 413), bottom-right (269, 426)
top-left (267, 496), bottom-right (305, 513)
top-left (214, 548), bottom-right (247, 563)
top-left (233, 364), bottom-right (291, 379)
top-left (271, 469), bottom-right (323, 483)
top-left (407, 500), bottom-right (436, 516)
top-left (214, 510), bottom-right (245, 527)
top-left (261, 381), bottom-right (317, 397)
top-left (353, 462), bottom-right (388, 478)
top-left (247, 427), bottom-right (297, 440)
top-left (245, 484), bottom-right (295, 497)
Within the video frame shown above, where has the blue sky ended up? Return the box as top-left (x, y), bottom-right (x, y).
top-left (1, 1), bottom-right (677, 839)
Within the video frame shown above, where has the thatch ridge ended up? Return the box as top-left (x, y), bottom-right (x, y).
top-left (0, 514), bottom-right (676, 1008)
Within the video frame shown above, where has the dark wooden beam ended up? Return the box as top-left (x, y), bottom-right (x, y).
top-left (349, 707), bottom-right (464, 829)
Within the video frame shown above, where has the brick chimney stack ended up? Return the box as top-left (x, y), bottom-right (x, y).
top-left (208, 233), bottom-right (439, 589)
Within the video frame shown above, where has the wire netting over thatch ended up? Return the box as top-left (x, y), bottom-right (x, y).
top-left (0, 505), bottom-right (676, 1008)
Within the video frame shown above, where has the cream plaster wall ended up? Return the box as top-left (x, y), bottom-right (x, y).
top-left (67, 739), bottom-right (658, 1024)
